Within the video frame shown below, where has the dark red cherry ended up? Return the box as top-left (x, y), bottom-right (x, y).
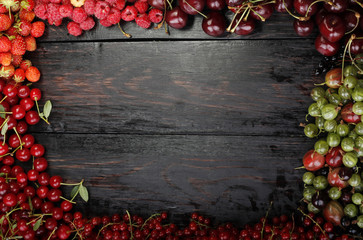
top-left (293, 0), bottom-right (318, 16)
top-left (166, 7), bottom-right (188, 29)
top-left (225, 0), bottom-right (243, 7)
top-left (147, 0), bottom-right (165, 9)
top-left (315, 34), bottom-right (340, 56)
top-left (319, 13), bottom-right (346, 42)
top-left (274, 0), bottom-right (292, 12)
top-left (233, 17), bottom-right (255, 35)
top-left (179, 0), bottom-right (205, 15)
top-left (344, 10), bottom-right (359, 32)
top-left (324, 0), bottom-right (347, 13)
top-left (350, 37), bottom-right (363, 55)
top-left (325, 146), bottom-right (343, 168)
top-left (315, 7), bottom-right (328, 26)
top-left (206, 0), bottom-right (225, 10)
top-left (293, 18), bottom-right (315, 36)
top-left (250, 4), bottom-right (274, 21)
top-left (202, 11), bottom-right (226, 37)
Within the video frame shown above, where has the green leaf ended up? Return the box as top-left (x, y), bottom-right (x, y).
top-left (70, 185), bottom-right (80, 199)
top-left (33, 218), bottom-right (42, 231)
top-left (1, 122), bottom-right (8, 136)
top-left (0, 105), bottom-right (5, 119)
top-left (43, 100), bottom-right (52, 119)
top-left (0, 215), bottom-right (5, 225)
top-left (28, 196), bottom-right (33, 212)
top-left (12, 223), bottom-right (17, 230)
top-left (79, 185), bottom-right (89, 202)
top-left (38, 112), bottom-right (44, 118)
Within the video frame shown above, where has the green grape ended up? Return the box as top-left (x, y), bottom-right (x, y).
top-left (303, 186), bottom-right (315, 201)
top-left (328, 93), bottom-right (342, 105)
top-left (337, 124), bottom-right (350, 137)
top-left (324, 119), bottom-right (336, 132)
top-left (321, 104), bottom-right (338, 120)
top-left (355, 182), bottom-right (363, 192)
top-left (344, 65), bottom-right (358, 77)
top-left (355, 122), bottom-right (363, 135)
top-left (344, 75), bottom-right (358, 89)
top-left (343, 152), bottom-right (358, 168)
top-left (315, 117), bottom-right (325, 130)
top-left (352, 87), bottom-right (363, 102)
top-left (341, 137), bottom-right (355, 152)
top-left (349, 174), bottom-right (362, 187)
top-left (353, 102), bottom-right (363, 115)
top-left (304, 124), bottom-right (319, 138)
top-left (338, 85), bottom-right (351, 100)
top-left (313, 176), bottom-right (328, 190)
top-left (357, 215), bottom-right (363, 228)
top-left (356, 136), bottom-right (363, 149)
top-left (311, 87), bottom-right (326, 101)
top-left (302, 172), bottom-right (315, 185)
top-left (352, 193), bottom-right (363, 205)
top-left (349, 129), bottom-right (358, 140)
top-left (317, 98), bottom-right (329, 109)
top-left (327, 132), bottom-right (341, 147)
top-left (328, 187), bottom-right (342, 200)
top-left (344, 203), bottom-right (358, 218)
top-left (308, 103), bottom-right (321, 117)
top-left (314, 139), bottom-right (329, 155)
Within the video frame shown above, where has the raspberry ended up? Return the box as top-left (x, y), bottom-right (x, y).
top-left (94, 1), bottom-right (110, 19)
top-left (24, 35), bottom-right (36, 51)
top-left (50, 0), bottom-right (61, 3)
top-left (121, 5), bottom-right (137, 21)
top-left (148, 8), bottom-right (163, 23)
top-left (31, 21), bottom-right (45, 38)
top-left (72, 7), bottom-right (87, 23)
top-left (79, 16), bottom-right (95, 30)
top-left (47, 3), bottom-right (63, 23)
top-left (111, 0), bottom-right (124, 10)
top-left (62, 0), bottom-right (71, 4)
top-left (105, 0), bottom-right (116, 4)
top-left (25, 66), bottom-right (41, 82)
top-left (83, 0), bottom-right (95, 14)
top-left (0, 14), bottom-right (12, 31)
top-left (99, 18), bottom-right (112, 27)
top-left (48, 17), bottom-right (62, 26)
top-left (106, 7), bottom-right (121, 25)
top-left (67, 21), bottom-right (82, 36)
top-left (33, 3), bottom-right (47, 19)
top-left (59, 4), bottom-right (73, 17)
top-left (134, 0), bottom-right (148, 13)
top-left (0, 36), bottom-right (11, 53)
top-left (135, 13), bottom-right (151, 28)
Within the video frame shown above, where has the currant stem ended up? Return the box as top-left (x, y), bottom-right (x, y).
top-left (297, 208), bottom-right (327, 238)
top-left (126, 210), bottom-right (134, 240)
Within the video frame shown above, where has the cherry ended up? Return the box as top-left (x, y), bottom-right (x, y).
top-left (15, 148), bottom-right (31, 162)
top-left (41, 201), bottom-right (54, 214)
top-left (25, 110), bottom-right (40, 125)
top-left (319, 14), bottom-right (346, 42)
top-left (8, 134), bottom-right (20, 148)
top-left (5, 96), bottom-right (19, 106)
top-left (166, 7), bottom-right (188, 29)
top-left (52, 207), bottom-right (64, 220)
top-left (293, 18), bottom-right (315, 36)
top-left (179, 0), bottom-right (205, 15)
top-left (22, 134), bottom-right (35, 148)
top-left (23, 186), bottom-right (35, 197)
top-left (34, 157), bottom-right (48, 172)
top-left (325, 146), bottom-right (343, 167)
top-left (147, 0), bottom-right (164, 10)
top-left (61, 200), bottom-right (73, 212)
top-left (47, 188), bottom-right (62, 202)
top-left (45, 217), bottom-right (57, 231)
top-left (202, 11), bottom-right (226, 36)
top-left (38, 172), bottom-right (50, 186)
top-left (27, 169), bottom-right (39, 181)
top-left (17, 85), bottom-right (30, 98)
top-left (274, 0), bottom-right (292, 12)
top-left (16, 172), bottom-right (27, 184)
top-left (315, 34), bottom-right (340, 56)
top-left (50, 175), bottom-right (62, 188)
top-left (250, 4), bottom-right (274, 21)
top-left (30, 143), bottom-right (45, 157)
top-left (327, 167), bottom-right (349, 188)
top-left (206, 0), bottom-right (225, 10)
top-left (22, 229), bottom-right (35, 240)
top-left (36, 185), bottom-right (49, 199)
top-left (293, 0), bottom-right (318, 17)
top-left (324, 0), bottom-right (347, 13)
top-left (312, 191), bottom-right (329, 209)
top-left (315, 7), bottom-right (328, 26)
top-left (20, 98), bottom-right (34, 111)
top-left (16, 121), bottom-right (28, 135)
top-left (11, 105), bottom-right (26, 120)
top-left (7, 115), bottom-right (17, 130)
top-left (303, 149), bottom-right (325, 171)
top-left (3, 192), bottom-right (17, 207)
top-left (341, 102), bottom-right (361, 123)
top-left (225, 0), bottom-right (243, 6)
top-left (231, 17), bottom-right (256, 35)
top-left (30, 88), bottom-right (41, 101)
top-left (343, 10), bottom-right (359, 32)
top-left (2, 156), bottom-right (14, 165)
top-left (349, 37), bottom-right (363, 55)
top-left (3, 84), bottom-right (18, 98)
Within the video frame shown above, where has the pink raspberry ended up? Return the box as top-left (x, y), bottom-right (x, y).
top-left (59, 4), bottom-right (73, 17)
top-left (105, 0), bottom-right (117, 4)
top-left (99, 18), bottom-right (112, 27)
top-left (135, 13), bottom-right (151, 28)
top-left (106, 7), bottom-right (121, 24)
top-left (94, 1), bottom-right (110, 19)
top-left (121, 5), bottom-right (137, 21)
top-left (112, 0), bottom-right (125, 10)
top-left (67, 21), bottom-right (82, 36)
top-left (48, 17), bottom-right (63, 25)
top-left (49, 0), bottom-right (61, 3)
top-left (72, 7), bottom-right (87, 23)
top-left (80, 16), bottom-right (95, 30)
top-left (148, 8), bottom-right (163, 23)
top-left (62, 0), bottom-right (71, 4)
top-left (47, 3), bottom-right (63, 22)
top-left (83, 0), bottom-right (96, 14)
top-left (134, 0), bottom-right (148, 13)
top-left (33, 3), bottom-right (48, 19)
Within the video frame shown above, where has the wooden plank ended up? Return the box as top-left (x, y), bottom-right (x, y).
top-left (39, 12), bottom-right (309, 42)
top-left (34, 133), bottom-right (311, 225)
top-left (27, 39), bottom-right (321, 135)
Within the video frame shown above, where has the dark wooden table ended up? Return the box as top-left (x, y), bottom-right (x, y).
top-left (28, 13), bottom-right (323, 226)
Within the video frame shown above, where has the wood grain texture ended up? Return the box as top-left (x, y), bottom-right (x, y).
top-left (39, 12), bottom-right (311, 42)
top-left (27, 39), bottom-right (321, 136)
top-left (35, 133), bottom-right (311, 225)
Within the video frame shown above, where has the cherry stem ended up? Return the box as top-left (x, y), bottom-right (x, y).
top-left (294, 166), bottom-right (306, 170)
top-left (70, 221), bottom-right (83, 240)
top-left (60, 179), bottom-right (84, 186)
top-left (283, 0), bottom-right (306, 20)
top-left (184, 0), bottom-right (208, 18)
top-left (227, 6), bottom-right (249, 32)
top-left (304, 0), bottom-right (327, 18)
top-left (60, 196), bottom-right (76, 204)
top-left (46, 227), bottom-right (57, 240)
top-left (0, 95), bottom-right (7, 104)
top-left (250, 7), bottom-right (265, 21)
top-left (34, 99), bottom-right (50, 125)
top-left (353, 0), bottom-right (363, 8)
top-left (11, 143), bottom-right (25, 155)
top-left (13, 128), bottom-right (22, 150)
top-left (117, 22), bottom-right (132, 38)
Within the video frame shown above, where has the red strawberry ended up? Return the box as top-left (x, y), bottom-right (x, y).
top-left (19, 9), bottom-right (35, 22)
top-left (20, 0), bottom-right (35, 10)
top-left (0, 52), bottom-right (12, 66)
top-left (0, 65), bottom-right (15, 79)
top-left (12, 54), bottom-right (23, 66)
top-left (19, 20), bottom-right (32, 36)
top-left (25, 66), bottom-right (40, 82)
top-left (13, 68), bottom-right (25, 82)
top-left (11, 35), bottom-right (26, 56)
top-left (0, 0), bottom-right (19, 11)
top-left (20, 59), bottom-right (32, 70)
top-left (0, 14), bottom-right (12, 32)
top-left (24, 35), bottom-right (36, 51)
top-left (30, 21), bottom-right (45, 38)
top-left (0, 36), bottom-right (12, 53)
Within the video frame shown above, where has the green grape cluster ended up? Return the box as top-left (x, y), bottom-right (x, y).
top-left (301, 54), bottom-right (363, 231)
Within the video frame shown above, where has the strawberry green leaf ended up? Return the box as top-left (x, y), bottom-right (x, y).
top-left (43, 100), bottom-right (52, 119)
top-left (33, 218), bottom-right (42, 231)
top-left (70, 185), bottom-right (80, 199)
top-left (79, 185), bottom-right (89, 202)
top-left (1, 122), bottom-right (8, 136)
